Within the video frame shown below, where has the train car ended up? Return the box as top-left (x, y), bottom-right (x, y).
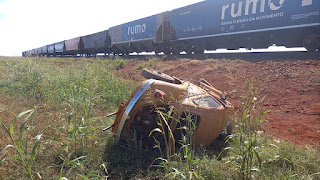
top-left (83, 30), bottom-right (110, 56)
top-left (41, 45), bottom-right (48, 56)
top-left (169, 0), bottom-right (320, 53)
top-left (25, 50), bottom-right (31, 57)
top-left (54, 41), bottom-right (66, 56)
top-left (33, 48), bottom-right (38, 56)
top-left (65, 37), bottom-right (83, 56)
top-left (31, 49), bottom-right (36, 56)
top-left (48, 44), bottom-right (55, 56)
top-left (22, 0), bottom-right (319, 56)
top-left (109, 12), bottom-right (170, 55)
top-left (37, 47), bottom-right (43, 56)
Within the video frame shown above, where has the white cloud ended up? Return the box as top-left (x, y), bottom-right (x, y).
top-left (0, 0), bottom-right (203, 56)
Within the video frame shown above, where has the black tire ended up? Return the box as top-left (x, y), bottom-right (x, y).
top-left (194, 49), bottom-right (204, 54)
top-left (163, 50), bottom-right (171, 55)
top-left (172, 50), bottom-right (181, 55)
top-left (141, 69), bottom-right (175, 83)
top-left (185, 49), bottom-right (193, 55)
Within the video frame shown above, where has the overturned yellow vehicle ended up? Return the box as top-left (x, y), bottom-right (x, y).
top-left (105, 69), bottom-right (234, 150)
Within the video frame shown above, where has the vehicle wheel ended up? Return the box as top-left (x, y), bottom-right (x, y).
top-left (141, 69), bottom-right (175, 83)
top-left (303, 35), bottom-right (319, 52)
top-left (194, 49), bottom-right (204, 54)
top-left (164, 52), bottom-right (171, 56)
top-left (163, 48), bottom-right (172, 55)
top-left (185, 48), bottom-right (193, 55)
top-left (172, 49), bottom-right (181, 55)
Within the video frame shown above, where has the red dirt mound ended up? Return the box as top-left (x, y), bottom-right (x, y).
top-left (117, 58), bottom-right (320, 149)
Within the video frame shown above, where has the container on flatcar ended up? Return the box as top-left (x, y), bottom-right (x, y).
top-left (109, 12), bottom-right (170, 54)
top-left (54, 41), bottom-right (66, 55)
top-left (169, 0), bottom-right (320, 51)
top-left (83, 30), bottom-right (109, 55)
top-left (48, 44), bottom-right (55, 55)
top-left (65, 37), bottom-right (83, 55)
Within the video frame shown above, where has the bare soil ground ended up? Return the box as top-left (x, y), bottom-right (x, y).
top-left (117, 58), bottom-right (320, 149)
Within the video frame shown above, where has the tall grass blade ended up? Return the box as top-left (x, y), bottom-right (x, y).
top-left (30, 134), bottom-right (42, 162)
top-left (19, 109), bottom-right (34, 134)
top-left (149, 128), bottom-right (162, 137)
top-left (10, 109), bottom-right (33, 137)
top-left (24, 133), bottom-right (29, 156)
top-left (78, 174), bottom-right (89, 180)
top-left (0, 145), bottom-right (14, 153)
top-left (0, 156), bottom-right (7, 165)
top-left (1, 121), bottom-right (11, 139)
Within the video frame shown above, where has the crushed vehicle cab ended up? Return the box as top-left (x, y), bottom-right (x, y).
top-left (106, 69), bottom-right (234, 150)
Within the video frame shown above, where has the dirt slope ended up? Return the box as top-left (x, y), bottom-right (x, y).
top-left (117, 58), bottom-right (320, 149)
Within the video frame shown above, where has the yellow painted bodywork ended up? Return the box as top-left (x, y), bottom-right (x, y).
top-left (111, 79), bottom-right (234, 148)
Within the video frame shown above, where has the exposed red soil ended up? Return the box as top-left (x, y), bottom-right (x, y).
top-left (117, 58), bottom-right (320, 149)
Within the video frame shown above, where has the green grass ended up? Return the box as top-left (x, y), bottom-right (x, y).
top-left (0, 57), bottom-right (319, 179)
top-left (0, 57), bottom-right (135, 179)
top-left (0, 57), bottom-right (134, 108)
top-left (134, 57), bottom-right (159, 70)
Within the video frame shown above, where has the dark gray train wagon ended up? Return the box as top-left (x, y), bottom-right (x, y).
top-left (169, 0), bottom-right (320, 53)
top-left (33, 49), bottom-right (38, 56)
top-left (35, 48), bottom-right (41, 56)
top-left (83, 30), bottom-right (110, 56)
top-left (47, 44), bottom-right (55, 56)
top-left (109, 11), bottom-right (170, 55)
top-left (41, 45), bottom-right (48, 56)
top-left (31, 49), bottom-right (36, 56)
top-left (25, 50), bottom-right (32, 57)
top-left (37, 47), bottom-right (42, 56)
top-left (24, 50), bottom-right (31, 57)
top-left (54, 41), bottom-right (66, 56)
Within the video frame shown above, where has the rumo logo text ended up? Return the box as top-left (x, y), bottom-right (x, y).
top-left (128, 24), bottom-right (147, 35)
top-left (221, 0), bottom-right (285, 20)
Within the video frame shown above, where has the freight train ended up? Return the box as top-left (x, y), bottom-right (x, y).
top-left (22, 0), bottom-right (320, 57)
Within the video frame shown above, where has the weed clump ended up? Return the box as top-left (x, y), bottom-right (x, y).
top-left (0, 109), bottom-right (48, 179)
top-left (134, 57), bottom-right (159, 70)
